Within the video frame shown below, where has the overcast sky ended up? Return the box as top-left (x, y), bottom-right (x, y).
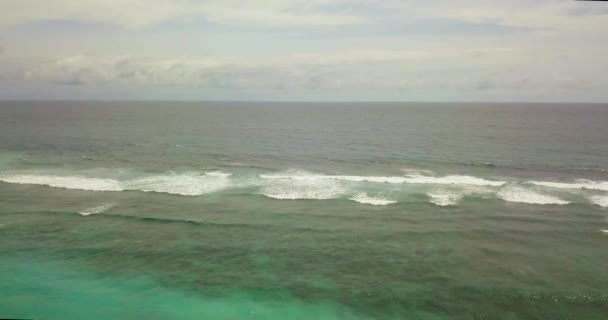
top-left (0, 0), bottom-right (607, 101)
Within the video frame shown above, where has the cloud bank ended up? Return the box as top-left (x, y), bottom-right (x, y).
top-left (0, 0), bottom-right (606, 101)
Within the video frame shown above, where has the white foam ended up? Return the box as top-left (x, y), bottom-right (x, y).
top-left (427, 192), bottom-right (462, 206)
top-left (601, 230), bottom-right (608, 234)
top-left (589, 195), bottom-right (608, 208)
top-left (0, 171), bottom-right (232, 196)
top-left (205, 171), bottom-right (233, 178)
top-left (497, 186), bottom-right (570, 205)
top-left (400, 168), bottom-right (435, 175)
top-left (403, 174), bottom-right (505, 186)
top-left (260, 173), bottom-right (505, 186)
top-left (260, 174), bottom-right (407, 184)
top-left (261, 178), bottom-right (345, 200)
top-left (530, 180), bottom-right (608, 192)
top-left (349, 193), bottom-right (397, 206)
top-left (79, 203), bottom-right (114, 216)
top-left (0, 174), bottom-right (124, 191)
top-left (127, 173), bottom-right (231, 196)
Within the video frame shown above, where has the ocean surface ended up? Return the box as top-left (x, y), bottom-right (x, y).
top-left (1, 101), bottom-right (607, 319)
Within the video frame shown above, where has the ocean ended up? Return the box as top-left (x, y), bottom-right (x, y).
top-left (1, 101), bottom-right (607, 319)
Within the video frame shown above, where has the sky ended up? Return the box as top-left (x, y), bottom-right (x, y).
top-left (0, 0), bottom-right (607, 102)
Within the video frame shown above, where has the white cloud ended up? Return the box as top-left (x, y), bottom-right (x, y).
top-left (1, 0), bottom-right (606, 32)
top-left (374, 0), bottom-right (608, 32)
top-left (0, 0), bottom-right (368, 28)
top-left (0, 0), bottom-right (606, 101)
top-left (2, 46), bottom-right (601, 95)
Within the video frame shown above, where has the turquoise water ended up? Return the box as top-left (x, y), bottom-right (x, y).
top-left (1, 101), bottom-right (607, 319)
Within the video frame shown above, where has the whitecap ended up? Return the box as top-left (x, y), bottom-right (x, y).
top-left (126, 173), bottom-right (231, 196)
top-left (261, 178), bottom-right (345, 200)
top-left (589, 195), bottom-right (608, 208)
top-left (349, 193), bottom-right (396, 206)
top-left (0, 171), bottom-right (233, 196)
top-left (601, 230), bottom-right (608, 234)
top-left (260, 172), bottom-right (505, 186)
top-left (260, 174), bottom-right (407, 184)
top-left (0, 174), bottom-right (124, 191)
top-left (79, 203), bottom-right (114, 216)
top-left (497, 186), bottom-right (570, 205)
top-left (427, 191), bottom-right (462, 206)
top-left (403, 174), bottom-right (506, 187)
top-left (529, 180), bottom-right (608, 192)
top-left (205, 171), bottom-right (233, 178)
top-left (400, 168), bottom-right (435, 175)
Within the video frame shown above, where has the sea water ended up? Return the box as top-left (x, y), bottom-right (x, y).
top-left (1, 101), bottom-right (607, 319)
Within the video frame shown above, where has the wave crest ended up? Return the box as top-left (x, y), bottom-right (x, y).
top-left (349, 193), bottom-right (397, 206)
top-left (403, 174), bottom-right (505, 187)
top-left (427, 192), bottom-right (462, 206)
top-left (79, 203), bottom-right (114, 216)
top-left (0, 171), bottom-right (232, 196)
top-left (497, 186), bottom-right (570, 205)
top-left (530, 180), bottom-right (608, 192)
top-left (589, 195), bottom-right (608, 208)
top-left (0, 174), bottom-right (124, 191)
top-left (260, 172), bottom-right (505, 186)
top-left (261, 178), bottom-right (345, 200)
top-left (127, 173), bottom-right (231, 196)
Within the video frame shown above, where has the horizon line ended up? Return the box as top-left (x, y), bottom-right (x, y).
top-left (0, 99), bottom-right (606, 104)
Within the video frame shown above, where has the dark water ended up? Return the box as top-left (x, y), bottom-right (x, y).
top-left (1, 101), bottom-right (607, 319)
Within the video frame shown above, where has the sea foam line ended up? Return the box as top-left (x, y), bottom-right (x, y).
top-left (0, 171), bottom-right (233, 196)
top-left (589, 195), bottom-right (608, 208)
top-left (529, 180), bottom-right (608, 192)
top-left (0, 174), bottom-right (124, 191)
top-left (427, 192), bottom-right (462, 206)
top-left (260, 173), bottom-right (506, 186)
top-left (497, 186), bottom-right (570, 205)
top-left (260, 178), bottom-right (345, 200)
top-left (79, 203), bottom-right (114, 216)
top-left (349, 193), bottom-right (397, 206)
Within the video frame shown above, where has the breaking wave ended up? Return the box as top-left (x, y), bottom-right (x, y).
top-left (260, 172), bottom-right (505, 186)
top-left (127, 173), bottom-right (231, 196)
top-left (427, 191), bottom-right (462, 206)
top-left (2, 168), bottom-right (605, 208)
top-left (497, 186), bottom-right (570, 205)
top-left (260, 178), bottom-right (345, 200)
top-left (349, 193), bottom-right (397, 206)
top-left (0, 171), bottom-right (233, 196)
top-left (0, 174), bottom-right (124, 191)
top-left (529, 180), bottom-right (608, 192)
top-left (589, 195), bottom-right (608, 208)
top-left (79, 203), bottom-right (115, 216)
top-left (403, 174), bottom-right (505, 186)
